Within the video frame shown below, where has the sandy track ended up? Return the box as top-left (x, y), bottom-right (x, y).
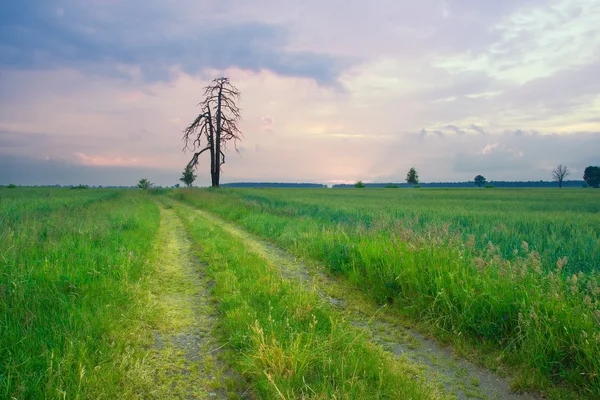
top-left (145, 206), bottom-right (249, 399)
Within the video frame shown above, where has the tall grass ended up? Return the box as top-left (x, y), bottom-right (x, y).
top-left (168, 199), bottom-right (444, 399)
top-left (207, 188), bottom-right (599, 274)
top-left (171, 188), bottom-right (600, 397)
top-left (0, 188), bottom-right (160, 399)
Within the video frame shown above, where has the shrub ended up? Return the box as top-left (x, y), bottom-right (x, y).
top-left (354, 181), bottom-right (366, 188)
top-left (485, 184), bottom-right (495, 188)
top-left (137, 178), bottom-right (154, 190)
top-left (71, 185), bottom-right (89, 189)
top-left (7, 184), bottom-right (17, 189)
top-left (383, 184), bottom-right (399, 188)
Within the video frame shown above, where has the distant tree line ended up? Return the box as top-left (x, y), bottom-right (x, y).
top-left (341, 164), bottom-right (598, 189)
top-left (332, 180), bottom-right (587, 188)
top-left (221, 182), bottom-right (327, 188)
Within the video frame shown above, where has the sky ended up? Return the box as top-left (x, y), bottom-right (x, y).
top-left (1, 0), bottom-right (599, 186)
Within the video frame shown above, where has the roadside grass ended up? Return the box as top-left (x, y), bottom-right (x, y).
top-left (170, 188), bottom-right (600, 398)
top-left (0, 189), bottom-right (160, 399)
top-left (168, 198), bottom-right (446, 399)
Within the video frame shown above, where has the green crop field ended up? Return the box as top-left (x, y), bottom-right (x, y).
top-left (0, 188), bottom-right (161, 398)
top-left (171, 187), bottom-right (600, 397)
top-left (178, 188), bottom-right (599, 274)
top-left (2, 186), bottom-right (599, 399)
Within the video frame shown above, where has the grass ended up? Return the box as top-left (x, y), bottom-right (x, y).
top-left (170, 187), bottom-right (600, 398)
top-left (166, 198), bottom-right (445, 399)
top-left (0, 187), bottom-right (447, 399)
top-left (3, 186), bottom-right (598, 398)
top-left (0, 188), bottom-right (161, 399)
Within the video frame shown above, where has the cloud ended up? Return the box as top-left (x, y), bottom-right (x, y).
top-left (1, 0), bottom-right (600, 186)
top-left (261, 116), bottom-right (275, 133)
top-left (0, 0), bottom-right (347, 85)
top-left (470, 124), bottom-right (487, 135)
top-left (451, 131), bottom-right (600, 179)
top-left (0, 155), bottom-right (180, 187)
top-left (75, 152), bottom-right (140, 167)
top-left (435, 0), bottom-right (600, 83)
top-left (453, 150), bottom-right (530, 175)
top-left (0, 129), bottom-right (51, 148)
top-left (445, 125), bottom-right (466, 135)
top-left (481, 143), bottom-right (499, 155)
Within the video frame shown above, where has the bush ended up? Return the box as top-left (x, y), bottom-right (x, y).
top-left (383, 184), bottom-right (399, 188)
top-left (71, 185), bottom-right (89, 189)
top-left (485, 184), bottom-right (495, 189)
top-left (7, 184), bottom-right (17, 189)
top-left (354, 181), bottom-right (366, 188)
top-left (413, 185), bottom-right (421, 189)
top-left (137, 178), bottom-right (154, 190)
top-left (583, 183), bottom-right (589, 188)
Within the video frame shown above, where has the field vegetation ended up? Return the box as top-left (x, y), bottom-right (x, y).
top-left (0, 188), bottom-right (160, 398)
top-left (170, 188), bottom-right (600, 397)
top-left (0, 188), bottom-right (444, 399)
top-left (165, 198), bottom-right (444, 399)
top-left (3, 186), bottom-right (599, 398)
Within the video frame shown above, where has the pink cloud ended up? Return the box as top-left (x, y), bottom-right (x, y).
top-left (120, 90), bottom-right (148, 103)
top-left (75, 152), bottom-right (140, 167)
top-left (261, 116), bottom-right (275, 133)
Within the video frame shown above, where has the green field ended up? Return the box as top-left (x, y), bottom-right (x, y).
top-left (1, 187), bottom-right (599, 399)
top-left (171, 188), bottom-right (600, 396)
top-left (181, 188), bottom-right (599, 274)
top-left (0, 188), bottom-right (160, 398)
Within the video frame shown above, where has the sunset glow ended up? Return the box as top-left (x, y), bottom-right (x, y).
top-left (1, 0), bottom-right (599, 186)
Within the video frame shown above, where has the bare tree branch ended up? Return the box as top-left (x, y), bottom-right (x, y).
top-left (181, 76), bottom-right (243, 187)
top-left (551, 164), bottom-right (571, 188)
top-left (187, 146), bottom-right (211, 169)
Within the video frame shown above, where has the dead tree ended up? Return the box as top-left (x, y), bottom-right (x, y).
top-left (182, 77), bottom-right (242, 187)
top-left (551, 164), bottom-right (571, 188)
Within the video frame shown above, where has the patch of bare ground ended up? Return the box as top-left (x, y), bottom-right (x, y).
top-left (145, 206), bottom-right (250, 399)
top-left (183, 203), bottom-right (544, 400)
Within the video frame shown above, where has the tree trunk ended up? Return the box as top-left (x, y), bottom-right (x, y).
top-left (214, 83), bottom-right (223, 187)
top-left (206, 106), bottom-right (217, 187)
top-left (210, 139), bottom-right (216, 187)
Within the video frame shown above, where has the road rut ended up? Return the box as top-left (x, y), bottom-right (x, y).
top-left (146, 206), bottom-right (249, 399)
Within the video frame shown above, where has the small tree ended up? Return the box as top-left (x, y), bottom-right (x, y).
top-left (406, 167), bottom-right (419, 185)
top-left (583, 166), bottom-right (600, 188)
top-left (137, 178), bottom-right (153, 189)
top-left (474, 175), bottom-right (487, 187)
top-left (354, 180), bottom-right (365, 188)
top-left (551, 164), bottom-right (571, 188)
top-left (179, 165), bottom-right (197, 188)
